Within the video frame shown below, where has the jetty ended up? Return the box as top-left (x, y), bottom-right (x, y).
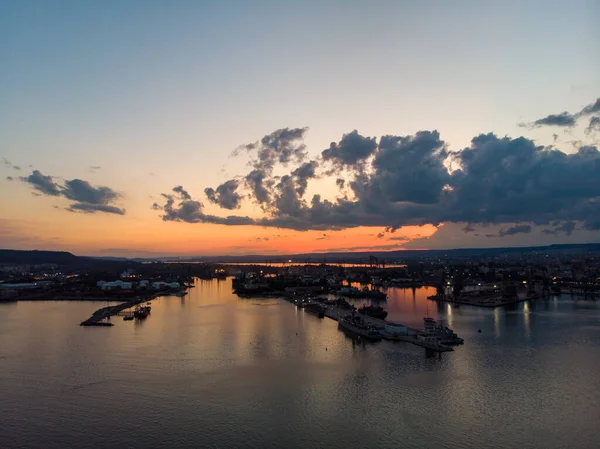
top-left (289, 297), bottom-right (454, 352)
top-left (79, 296), bottom-right (154, 326)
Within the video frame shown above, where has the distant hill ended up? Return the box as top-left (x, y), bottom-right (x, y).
top-left (142, 243), bottom-right (600, 263)
top-left (0, 249), bottom-right (80, 265)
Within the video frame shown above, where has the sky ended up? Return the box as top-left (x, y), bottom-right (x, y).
top-left (1, 0), bottom-right (600, 257)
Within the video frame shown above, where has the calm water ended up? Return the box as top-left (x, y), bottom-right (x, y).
top-left (1, 279), bottom-right (599, 449)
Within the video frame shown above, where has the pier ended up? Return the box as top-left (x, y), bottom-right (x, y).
top-left (289, 298), bottom-right (454, 352)
top-left (79, 296), bottom-right (154, 326)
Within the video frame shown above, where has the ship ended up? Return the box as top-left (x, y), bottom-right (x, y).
top-left (357, 305), bottom-right (388, 320)
top-left (304, 303), bottom-right (325, 318)
top-left (134, 306), bottom-right (150, 319)
top-left (423, 317), bottom-right (464, 345)
top-left (338, 314), bottom-right (382, 341)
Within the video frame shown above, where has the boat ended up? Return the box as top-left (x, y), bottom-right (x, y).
top-left (338, 314), bottom-right (382, 341)
top-left (335, 297), bottom-right (354, 309)
top-left (424, 317), bottom-right (464, 345)
top-left (123, 315), bottom-right (134, 321)
top-left (133, 306), bottom-right (150, 319)
top-left (304, 303), bottom-right (325, 318)
top-left (357, 305), bottom-right (388, 320)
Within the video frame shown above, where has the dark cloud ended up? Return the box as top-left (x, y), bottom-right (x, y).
top-left (542, 221), bottom-right (577, 236)
top-left (159, 186), bottom-right (254, 226)
top-left (586, 116), bottom-right (600, 135)
top-left (321, 130), bottom-right (377, 168)
top-left (67, 203), bottom-right (126, 215)
top-left (19, 170), bottom-right (61, 196)
top-left (531, 112), bottom-right (577, 128)
top-left (6, 176), bottom-right (13, 181)
top-left (172, 185), bottom-right (191, 200)
top-left (291, 160), bottom-right (318, 196)
top-left (155, 126), bottom-right (600, 234)
top-left (204, 179), bottom-right (242, 210)
top-left (580, 98), bottom-right (600, 116)
top-left (13, 165), bottom-right (21, 171)
top-left (233, 128), bottom-right (308, 171)
top-left (523, 97), bottom-right (600, 128)
top-left (245, 169), bottom-right (273, 205)
top-left (62, 179), bottom-right (120, 205)
top-left (18, 170), bottom-right (125, 215)
top-left (369, 131), bottom-right (449, 204)
top-left (498, 224), bottom-right (532, 237)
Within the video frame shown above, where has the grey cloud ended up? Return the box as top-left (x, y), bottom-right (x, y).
top-left (62, 179), bottom-right (120, 205)
top-left (6, 176), bottom-right (13, 181)
top-left (369, 131), bottom-right (449, 204)
top-left (542, 221), bottom-right (577, 236)
top-left (2, 157), bottom-right (13, 168)
top-left (155, 126), bottom-right (600, 234)
top-left (291, 160), bottom-right (318, 197)
top-left (89, 166), bottom-right (101, 172)
top-left (580, 98), bottom-right (600, 116)
top-left (245, 169), bottom-right (273, 205)
top-left (524, 97), bottom-right (600, 128)
top-left (322, 130), bottom-right (377, 167)
top-left (68, 203), bottom-right (125, 215)
top-left (532, 112), bottom-right (576, 128)
top-left (205, 179), bottom-right (242, 210)
top-left (160, 187), bottom-right (254, 226)
top-left (172, 185), bottom-right (191, 200)
top-left (498, 224), bottom-right (532, 237)
top-left (19, 170), bottom-right (62, 196)
top-left (18, 170), bottom-right (125, 215)
top-left (13, 165), bottom-right (21, 171)
top-left (586, 116), bottom-right (600, 134)
top-left (462, 224), bottom-right (475, 233)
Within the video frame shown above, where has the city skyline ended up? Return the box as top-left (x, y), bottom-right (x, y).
top-left (2, 0), bottom-right (600, 257)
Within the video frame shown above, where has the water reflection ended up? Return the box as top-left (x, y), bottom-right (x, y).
top-left (1, 279), bottom-right (600, 449)
top-left (523, 301), bottom-right (531, 339)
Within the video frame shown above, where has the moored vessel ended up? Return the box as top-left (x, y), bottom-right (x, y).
top-left (338, 314), bottom-right (382, 341)
top-left (358, 305), bottom-right (388, 320)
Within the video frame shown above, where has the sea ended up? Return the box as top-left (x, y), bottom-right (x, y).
top-left (1, 278), bottom-right (599, 449)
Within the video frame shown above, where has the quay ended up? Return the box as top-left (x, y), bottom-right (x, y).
top-left (291, 298), bottom-right (454, 352)
top-left (79, 296), bottom-right (153, 326)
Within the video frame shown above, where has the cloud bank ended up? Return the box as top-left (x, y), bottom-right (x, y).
top-left (155, 104), bottom-right (600, 234)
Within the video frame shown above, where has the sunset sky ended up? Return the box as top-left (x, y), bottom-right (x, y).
top-left (1, 0), bottom-right (600, 257)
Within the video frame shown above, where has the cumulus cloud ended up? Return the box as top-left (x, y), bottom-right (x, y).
top-left (532, 112), bottom-right (577, 128)
top-left (321, 130), bottom-right (377, 168)
top-left (522, 97), bottom-right (600, 128)
top-left (19, 170), bottom-right (62, 196)
top-left (205, 179), bottom-right (242, 210)
top-left (154, 113), bottom-right (600, 235)
top-left (18, 170), bottom-right (125, 215)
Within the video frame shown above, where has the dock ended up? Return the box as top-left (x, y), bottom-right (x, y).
top-left (79, 296), bottom-right (154, 326)
top-left (292, 299), bottom-right (454, 352)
